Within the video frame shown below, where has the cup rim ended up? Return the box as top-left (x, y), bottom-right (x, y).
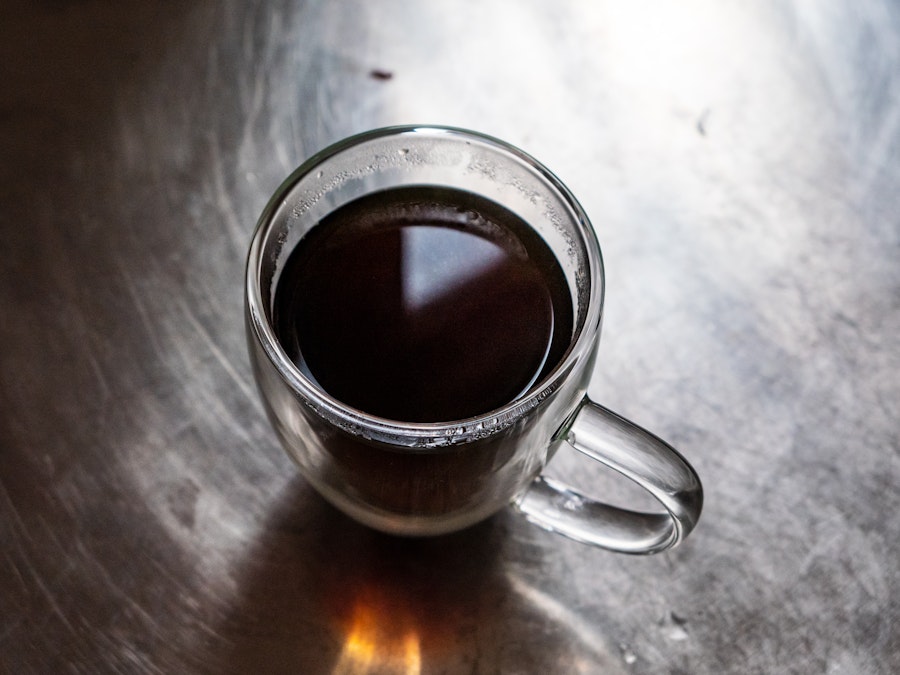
top-left (245, 124), bottom-right (605, 444)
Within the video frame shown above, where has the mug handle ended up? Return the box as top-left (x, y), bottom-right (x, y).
top-left (515, 398), bottom-right (703, 554)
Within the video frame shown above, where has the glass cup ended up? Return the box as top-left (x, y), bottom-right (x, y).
top-left (245, 125), bottom-right (702, 553)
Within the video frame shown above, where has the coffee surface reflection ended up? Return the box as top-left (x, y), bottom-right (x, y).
top-left (273, 185), bottom-right (573, 422)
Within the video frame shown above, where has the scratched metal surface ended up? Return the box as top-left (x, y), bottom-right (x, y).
top-left (1, 1), bottom-right (898, 673)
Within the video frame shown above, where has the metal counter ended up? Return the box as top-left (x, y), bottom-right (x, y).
top-left (2, 1), bottom-right (898, 672)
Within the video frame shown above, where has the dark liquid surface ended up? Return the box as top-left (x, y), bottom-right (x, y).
top-left (273, 185), bottom-right (573, 422)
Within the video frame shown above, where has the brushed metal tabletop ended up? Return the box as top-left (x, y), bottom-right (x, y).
top-left (2, 1), bottom-right (898, 673)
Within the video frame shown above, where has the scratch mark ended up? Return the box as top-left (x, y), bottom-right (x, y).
top-left (0, 481), bottom-right (78, 639)
top-left (162, 321), bottom-right (258, 449)
top-left (290, 108), bottom-right (302, 160)
top-left (208, 139), bottom-right (247, 250)
top-left (198, 383), bottom-right (257, 448)
top-left (0, 481), bottom-right (32, 601)
top-left (852, 102), bottom-right (900, 200)
top-left (206, 39), bottom-right (218, 94)
top-left (72, 539), bottom-right (159, 630)
top-left (175, 296), bottom-right (256, 403)
top-left (114, 258), bottom-right (167, 360)
top-left (30, 570), bottom-right (78, 635)
top-left (84, 346), bottom-right (111, 407)
top-left (506, 571), bottom-right (624, 669)
top-left (241, 6), bottom-right (255, 64)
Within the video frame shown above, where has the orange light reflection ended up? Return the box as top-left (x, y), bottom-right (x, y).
top-left (332, 598), bottom-right (421, 675)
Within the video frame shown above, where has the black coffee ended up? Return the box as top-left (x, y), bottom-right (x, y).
top-left (273, 185), bottom-right (573, 422)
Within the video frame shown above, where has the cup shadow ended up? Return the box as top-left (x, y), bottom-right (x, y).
top-left (216, 477), bottom-right (512, 673)
top-left (215, 476), bottom-right (629, 674)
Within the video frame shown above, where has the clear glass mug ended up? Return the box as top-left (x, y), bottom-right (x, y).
top-left (245, 126), bottom-right (702, 554)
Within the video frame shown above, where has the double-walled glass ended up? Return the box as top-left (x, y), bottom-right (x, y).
top-left (245, 126), bottom-right (702, 553)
